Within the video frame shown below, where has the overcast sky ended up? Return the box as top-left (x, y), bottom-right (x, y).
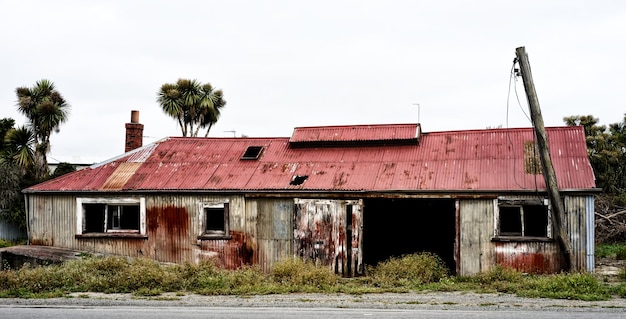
top-left (1, 1), bottom-right (625, 164)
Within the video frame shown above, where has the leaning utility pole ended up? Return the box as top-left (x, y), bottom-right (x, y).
top-left (515, 46), bottom-right (572, 271)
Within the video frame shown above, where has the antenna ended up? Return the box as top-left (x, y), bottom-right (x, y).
top-left (224, 130), bottom-right (236, 137)
top-left (412, 103), bottom-right (420, 123)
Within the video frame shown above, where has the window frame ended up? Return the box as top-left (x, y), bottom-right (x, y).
top-left (493, 198), bottom-right (552, 241)
top-left (76, 197), bottom-right (146, 238)
top-left (198, 201), bottom-right (230, 240)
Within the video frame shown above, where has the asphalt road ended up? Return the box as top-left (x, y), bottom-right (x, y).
top-left (1, 291), bottom-right (625, 318)
top-left (2, 306), bottom-right (626, 319)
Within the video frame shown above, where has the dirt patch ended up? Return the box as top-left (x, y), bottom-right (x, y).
top-left (596, 257), bottom-right (626, 278)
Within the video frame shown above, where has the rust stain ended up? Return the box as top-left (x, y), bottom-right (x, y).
top-left (494, 242), bottom-right (561, 273)
top-left (207, 175), bottom-right (222, 184)
top-left (197, 231), bottom-right (256, 269)
top-left (382, 163), bottom-right (396, 172)
top-left (333, 172), bottom-right (348, 187)
top-left (147, 205), bottom-right (189, 261)
top-left (463, 172), bottom-right (478, 186)
top-left (101, 162), bottom-right (142, 190)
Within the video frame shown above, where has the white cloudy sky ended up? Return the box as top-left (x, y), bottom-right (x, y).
top-left (1, 1), bottom-right (625, 164)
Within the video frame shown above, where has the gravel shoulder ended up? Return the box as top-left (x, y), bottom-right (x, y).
top-left (1, 291), bottom-right (625, 312)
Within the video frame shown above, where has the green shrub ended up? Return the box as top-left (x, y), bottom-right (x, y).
top-left (0, 239), bottom-right (26, 249)
top-left (616, 246), bottom-right (626, 260)
top-left (519, 273), bottom-right (610, 301)
top-left (596, 244), bottom-right (626, 258)
top-left (368, 253), bottom-right (448, 288)
top-left (465, 265), bottom-right (524, 285)
top-left (271, 258), bottom-right (338, 288)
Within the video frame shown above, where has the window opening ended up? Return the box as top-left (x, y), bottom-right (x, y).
top-left (497, 200), bottom-right (549, 238)
top-left (241, 146), bottom-right (263, 160)
top-left (83, 203), bottom-right (140, 233)
top-left (499, 206), bottom-right (522, 236)
top-left (77, 198), bottom-right (145, 236)
top-left (202, 202), bottom-right (229, 238)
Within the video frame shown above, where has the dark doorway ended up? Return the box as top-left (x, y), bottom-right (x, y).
top-left (362, 198), bottom-right (456, 274)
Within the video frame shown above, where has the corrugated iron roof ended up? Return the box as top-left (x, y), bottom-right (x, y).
top-left (26, 124), bottom-right (596, 193)
top-left (289, 123), bottom-right (419, 146)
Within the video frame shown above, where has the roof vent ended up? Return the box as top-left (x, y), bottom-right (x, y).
top-left (241, 146), bottom-right (263, 160)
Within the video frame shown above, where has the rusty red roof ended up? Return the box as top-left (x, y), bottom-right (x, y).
top-left (26, 124), bottom-right (596, 193)
top-left (289, 123), bottom-right (420, 146)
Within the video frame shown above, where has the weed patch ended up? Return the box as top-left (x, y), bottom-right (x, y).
top-left (0, 255), bottom-right (623, 301)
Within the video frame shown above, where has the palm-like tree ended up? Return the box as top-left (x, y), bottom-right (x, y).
top-left (157, 79), bottom-right (226, 137)
top-left (15, 79), bottom-right (70, 180)
top-left (3, 126), bottom-right (35, 170)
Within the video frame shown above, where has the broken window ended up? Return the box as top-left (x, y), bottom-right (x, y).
top-left (496, 199), bottom-right (550, 238)
top-left (290, 175), bottom-right (308, 185)
top-left (77, 198), bottom-right (145, 236)
top-left (200, 202), bottom-right (230, 239)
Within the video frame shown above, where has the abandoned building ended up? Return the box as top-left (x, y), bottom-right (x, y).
top-left (19, 113), bottom-right (598, 276)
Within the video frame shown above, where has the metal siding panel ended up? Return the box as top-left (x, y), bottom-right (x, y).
top-left (564, 195), bottom-right (588, 272)
top-left (0, 220), bottom-right (25, 241)
top-left (494, 241), bottom-right (561, 273)
top-left (459, 199), bottom-right (495, 276)
top-left (586, 195), bottom-right (595, 273)
top-left (249, 198), bottom-right (292, 272)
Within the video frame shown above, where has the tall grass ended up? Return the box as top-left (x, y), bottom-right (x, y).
top-left (368, 253), bottom-right (448, 288)
top-left (0, 253), bottom-right (623, 301)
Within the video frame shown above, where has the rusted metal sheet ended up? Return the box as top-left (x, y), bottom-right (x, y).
top-left (494, 241), bottom-right (562, 273)
top-left (26, 193), bottom-right (261, 268)
top-left (101, 162), bottom-right (142, 190)
top-left (25, 125), bottom-right (595, 193)
top-left (294, 199), bottom-right (363, 277)
top-left (289, 124), bottom-right (419, 144)
top-left (197, 231), bottom-right (254, 269)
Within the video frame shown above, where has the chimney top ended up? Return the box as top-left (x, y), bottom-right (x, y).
top-left (125, 110), bottom-right (144, 152)
top-left (130, 110), bottom-right (140, 123)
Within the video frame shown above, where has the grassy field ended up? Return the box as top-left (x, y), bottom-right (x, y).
top-left (1, 251), bottom-right (625, 301)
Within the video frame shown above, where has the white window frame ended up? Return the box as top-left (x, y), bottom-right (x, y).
top-left (199, 200), bottom-right (230, 239)
top-left (494, 198), bottom-right (552, 239)
top-left (76, 197), bottom-right (146, 236)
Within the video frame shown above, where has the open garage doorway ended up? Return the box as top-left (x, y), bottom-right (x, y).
top-left (362, 198), bottom-right (457, 274)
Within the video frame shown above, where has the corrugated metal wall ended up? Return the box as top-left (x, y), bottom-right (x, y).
top-left (585, 195), bottom-right (595, 273)
top-left (27, 194), bottom-right (252, 267)
top-left (0, 220), bottom-right (25, 242)
top-left (564, 195), bottom-right (591, 272)
top-left (459, 195), bottom-right (591, 275)
top-left (26, 193), bottom-right (593, 274)
top-left (293, 198), bottom-right (363, 277)
top-left (458, 199), bottom-right (495, 276)
top-left (249, 198), bottom-right (293, 272)
top-left (28, 194), bottom-right (75, 247)
top-left (494, 241), bottom-right (561, 273)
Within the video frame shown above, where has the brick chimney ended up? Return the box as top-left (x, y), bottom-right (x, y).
top-left (125, 110), bottom-right (144, 152)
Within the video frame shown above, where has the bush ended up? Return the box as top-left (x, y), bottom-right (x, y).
top-left (596, 244), bottom-right (626, 258)
top-left (466, 265), bottom-right (524, 285)
top-left (368, 253), bottom-right (448, 288)
top-left (271, 258), bottom-right (338, 288)
top-left (519, 273), bottom-right (611, 301)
